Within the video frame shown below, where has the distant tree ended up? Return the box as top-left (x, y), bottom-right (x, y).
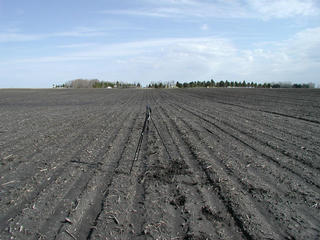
top-left (210, 79), bottom-right (215, 87)
top-left (218, 81), bottom-right (224, 87)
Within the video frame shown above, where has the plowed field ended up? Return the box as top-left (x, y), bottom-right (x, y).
top-left (0, 88), bottom-right (319, 240)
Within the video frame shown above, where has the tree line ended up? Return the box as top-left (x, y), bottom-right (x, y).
top-left (147, 81), bottom-right (175, 89)
top-left (54, 79), bottom-right (141, 88)
top-left (54, 79), bottom-right (315, 89)
top-left (148, 80), bottom-right (315, 89)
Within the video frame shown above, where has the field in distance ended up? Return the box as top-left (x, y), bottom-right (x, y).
top-left (0, 88), bottom-right (319, 239)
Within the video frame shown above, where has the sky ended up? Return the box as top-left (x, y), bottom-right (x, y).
top-left (0, 0), bottom-right (320, 88)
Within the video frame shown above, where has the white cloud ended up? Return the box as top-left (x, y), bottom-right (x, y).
top-left (285, 27), bottom-right (320, 61)
top-left (232, 27), bottom-right (320, 81)
top-left (0, 22), bottom-right (319, 88)
top-left (248, 0), bottom-right (318, 19)
top-left (1, 27), bottom-right (319, 86)
top-left (201, 24), bottom-right (208, 31)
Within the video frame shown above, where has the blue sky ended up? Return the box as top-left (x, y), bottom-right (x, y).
top-left (0, 0), bottom-right (320, 88)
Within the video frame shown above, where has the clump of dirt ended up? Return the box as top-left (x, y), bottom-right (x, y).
top-left (170, 159), bottom-right (190, 176)
top-left (147, 159), bottom-right (190, 184)
top-left (170, 194), bottom-right (186, 207)
top-left (201, 206), bottom-right (224, 222)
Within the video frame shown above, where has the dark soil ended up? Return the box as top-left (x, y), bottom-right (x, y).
top-left (0, 88), bottom-right (319, 239)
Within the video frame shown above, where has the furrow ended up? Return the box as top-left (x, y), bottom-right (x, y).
top-left (54, 97), bottom-right (143, 240)
top-left (0, 97), bottom-right (136, 234)
top-left (167, 99), bottom-right (320, 191)
top-left (159, 103), bottom-right (283, 239)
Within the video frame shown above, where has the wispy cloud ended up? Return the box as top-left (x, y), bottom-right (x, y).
top-left (0, 27), bottom-right (107, 43)
top-left (7, 37), bottom-right (234, 64)
top-left (0, 32), bottom-right (43, 42)
top-left (101, 0), bottom-right (319, 19)
top-left (101, 9), bottom-right (175, 18)
top-left (56, 43), bottom-right (97, 49)
top-left (53, 27), bottom-right (107, 37)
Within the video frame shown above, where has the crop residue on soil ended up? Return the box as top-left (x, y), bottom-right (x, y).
top-left (0, 88), bottom-right (319, 239)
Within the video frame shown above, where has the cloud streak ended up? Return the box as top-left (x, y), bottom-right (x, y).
top-left (0, 27), bottom-right (108, 43)
top-left (102, 0), bottom-right (319, 20)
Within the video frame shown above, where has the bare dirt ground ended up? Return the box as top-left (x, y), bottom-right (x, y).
top-left (0, 88), bottom-right (319, 240)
